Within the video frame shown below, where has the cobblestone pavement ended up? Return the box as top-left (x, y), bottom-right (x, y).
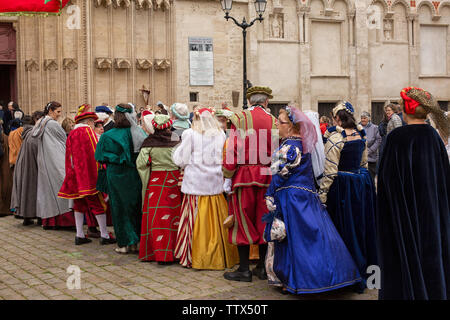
top-left (0, 215), bottom-right (378, 300)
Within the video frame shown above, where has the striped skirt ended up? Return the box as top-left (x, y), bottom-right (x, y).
top-left (174, 194), bottom-right (239, 270)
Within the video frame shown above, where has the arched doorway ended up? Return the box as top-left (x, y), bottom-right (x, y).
top-left (0, 22), bottom-right (17, 108)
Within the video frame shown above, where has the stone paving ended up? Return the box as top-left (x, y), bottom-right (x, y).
top-left (0, 215), bottom-right (378, 300)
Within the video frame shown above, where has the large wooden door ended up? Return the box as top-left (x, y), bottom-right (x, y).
top-left (0, 23), bottom-right (17, 105)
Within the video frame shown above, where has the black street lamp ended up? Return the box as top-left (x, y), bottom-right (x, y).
top-left (220, 0), bottom-right (267, 109)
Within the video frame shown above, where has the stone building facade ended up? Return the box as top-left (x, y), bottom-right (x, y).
top-left (0, 0), bottom-right (449, 123)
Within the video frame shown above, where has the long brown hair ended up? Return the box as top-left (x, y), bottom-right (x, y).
top-left (114, 104), bottom-right (132, 128)
top-left (44, 101), bottom-right (62, 115)
top-left (335, 110), bottom-right (357, 129)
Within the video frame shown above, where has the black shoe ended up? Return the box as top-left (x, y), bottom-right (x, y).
top-left (100, 235), bottom-right (117, 245)
top-left (36, 218), bottom-right (42, 226)
top-left (223, 270), bottom-right (252, 282)
top-left (43, 226), bottom-right (55, 230)
top-left (252, 266), bottom-right (268, 280)
top-left (23, 219), bottom-right (34, 226)
top-left (75, 237), bottom-right (92, 245)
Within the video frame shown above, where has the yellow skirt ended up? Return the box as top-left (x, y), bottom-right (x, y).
top-left (191, 194), bottom-right (239, 270)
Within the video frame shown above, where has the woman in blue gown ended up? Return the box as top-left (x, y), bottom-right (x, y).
top-left (319, 101), bottom-right (378, 291)
top-left (264, 106), bottom-right (362, 294)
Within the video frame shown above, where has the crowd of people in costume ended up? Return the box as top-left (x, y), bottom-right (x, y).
top-left (0, 85), bottom-right (448, 300)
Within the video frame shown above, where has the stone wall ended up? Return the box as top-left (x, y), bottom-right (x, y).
top-left (1, 0), bottom-right (449, 119)
top-left (4, 0), bottom-right (175, 118)
top-left (175, 0), bottom-right (450, 120)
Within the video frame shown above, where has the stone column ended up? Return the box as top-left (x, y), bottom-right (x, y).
top-left (354, 0), bottom-right (370, 115)
top-left (298, 5), bottom-right (311, 110)
top-left (83, 0), bottom-right (93, 104)
top-left (348, 10), bottom-right (357, 107)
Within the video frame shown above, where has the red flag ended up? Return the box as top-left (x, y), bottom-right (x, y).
top-left (0, 0), bottom-right (70, 15)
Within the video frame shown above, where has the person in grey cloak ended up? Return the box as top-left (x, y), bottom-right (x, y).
top-left (32, 102), bottom-right (74, 229)
top-left (10, 112), bottom-right (45, 226)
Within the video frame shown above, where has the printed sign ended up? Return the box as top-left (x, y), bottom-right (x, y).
top-left (189, 37), bottom-right (214, 86)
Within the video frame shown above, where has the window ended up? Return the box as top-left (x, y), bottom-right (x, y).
top-left (318, 103), bottom-right (336, 119)
top-left (189, 92), bottom-right (198, 102)
top-left (438, 101), bottom-right (448, 112)
top-left (371, 102), bottom-right (386, 125)
top-left (268, 104), bottom-right (285, 117)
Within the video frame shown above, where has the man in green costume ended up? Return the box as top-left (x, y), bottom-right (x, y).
top-left (95, 103), bottom-right (145, 254)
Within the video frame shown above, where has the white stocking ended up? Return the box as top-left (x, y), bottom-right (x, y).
top-left (74, 211), bottom-right (85, 238)
top-left (95, 214), bottom-right (109, 239)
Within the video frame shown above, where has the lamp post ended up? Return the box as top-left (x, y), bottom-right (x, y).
top-left (220, 0), bottom-right (267, 109)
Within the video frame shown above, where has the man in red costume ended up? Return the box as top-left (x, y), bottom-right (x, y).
top-left (58, 105), bottom-right (116, 246)
top-left (223, 86), bottom-right (277, 282)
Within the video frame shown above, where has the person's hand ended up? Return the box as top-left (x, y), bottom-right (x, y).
top-left (265, 197), bottom-right (276, 212)
top-left (223, 179), bottom-right (232, 194)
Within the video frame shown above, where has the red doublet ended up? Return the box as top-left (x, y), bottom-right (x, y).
top-left (223, 106), bottom-right (277, 245)
top-left (59, 126), bottom-right (102, 199)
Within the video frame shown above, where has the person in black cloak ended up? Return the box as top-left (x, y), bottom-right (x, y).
top-left (377, 87), bottom-right (450, 300)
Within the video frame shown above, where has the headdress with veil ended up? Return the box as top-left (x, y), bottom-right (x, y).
top-left (284, 106), bottom-right (318, 155)
top-left (400, 87), bottom-right (450, 139)
top-left (115, 103), bottom-right (147, 153)
top-left (302, 110), bottom-right (325, 181)
top-left (191, 107), bottom-right (223, 136)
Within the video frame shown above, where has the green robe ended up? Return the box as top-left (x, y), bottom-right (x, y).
top-left (95, 127), bottom-right (142, 247)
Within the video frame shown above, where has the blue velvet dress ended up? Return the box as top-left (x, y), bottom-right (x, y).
top-left (265, 137), bottom-right (362, 294)
top-left (326, 131), bottom-right (378, 288)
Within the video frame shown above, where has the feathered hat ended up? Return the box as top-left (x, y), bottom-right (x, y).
top-left (75, 104), bottom-right (98, 124)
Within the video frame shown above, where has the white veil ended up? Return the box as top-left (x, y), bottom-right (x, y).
top-left (191, 108), bottom-right (223, 136)
top-left (303, 110), bottom-right (325, 183)
top-left (125, 103), bottom-right (147, 152)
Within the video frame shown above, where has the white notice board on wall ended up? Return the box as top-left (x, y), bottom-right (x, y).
top-left (189, 37), bottom-right (214, 86)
